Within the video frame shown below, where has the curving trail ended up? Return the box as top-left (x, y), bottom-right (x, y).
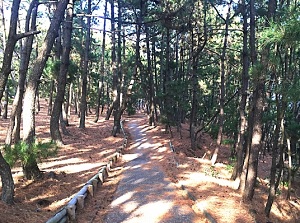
top-left (103, 117), bottom-right (198, 223)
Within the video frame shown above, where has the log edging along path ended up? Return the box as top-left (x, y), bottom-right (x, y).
top-left (45, 120), bottom-right (128, 223)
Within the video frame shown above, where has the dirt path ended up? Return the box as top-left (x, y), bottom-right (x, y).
top-left (103, 118), bottom-right (200, 223)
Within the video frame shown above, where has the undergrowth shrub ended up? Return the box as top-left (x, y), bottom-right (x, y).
top-left (3, 140), bottom-right (58, 167)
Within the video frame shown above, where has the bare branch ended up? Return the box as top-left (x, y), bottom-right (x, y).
top-left (16, 30), bottom-right (41, 40)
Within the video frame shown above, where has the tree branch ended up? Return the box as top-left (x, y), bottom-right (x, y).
top-left (16, 30), bottom-right (41, 41)
top-left (195, 88), bottom-right (240, 138)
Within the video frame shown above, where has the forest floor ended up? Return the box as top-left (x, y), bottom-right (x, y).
top-left (0, 99), bottom-right (299, 223)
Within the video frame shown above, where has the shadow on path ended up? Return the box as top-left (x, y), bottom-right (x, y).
top-left (104, 118), bottom-right (197, 223)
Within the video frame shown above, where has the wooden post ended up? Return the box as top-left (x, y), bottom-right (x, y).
top-left (87, 184), bottom-right (94, 197)
top-left (77, 195), bottom-right (86, 209)
top-left (67, 204), bottom-right (76, 222)
top-left (92, 179), bottom-right (98, 189)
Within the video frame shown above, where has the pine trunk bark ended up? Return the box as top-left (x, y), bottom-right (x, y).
top-left (231, 1), bottom-right (249, 180)
top-left (48, 79), bottom-right (55, 115)
top-left (105, 0), bottom-right (117, 121)
top-left (0, 152), bottom-right (14, 204)
top-left (50, 0), bottom-right (73, 143)
top-left (242, 0), bottom-right (264, 201)
top-left (79, 0), bottom-right (91, 128)
top-left (94, 0), bottom-right (107, 123)
top-left (0, 0), bottom-right (21, 101)
top-left (22, 0), bottom-right (69, 179)
top-left (5, 0), bottom-right (38, 145)
top-left (112, 0), bottom-right (123, 135)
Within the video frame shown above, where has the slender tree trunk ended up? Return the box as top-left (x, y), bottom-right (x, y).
top-left (216, 5), bottom-right (230, 146)
top-left (48, 79), bottom-right (55, 115)
top-left (22, 0), bottom-right (69, 179)
top-left (65, 83), bottom-right (72, 119)
top-left (190, 52), bottom-right (198, 150)
top-left (231, 0), bottom-right (249, 180)
top-left (242, 0), bottom-right (263, 201)
top-left (50, 0), bottom-right (73, 143)
top-left (79, 0), bottom-right (91, 128)
top-left (5, 0), bottom-right (38, 145)
top-left (105, 0), bottom-right (117, 121)
top-left (2, 87), bottom-right (8, 118)
top-left (112, 0), bottom-right (123, 136)
top-left (212, 3), bottom-right (231, 165)
top-left (264, 95), bottom-right (282, 216)
top-left (94, 0), bottom-right (107, 122)
top-left (0, 0), bottom-right (20, 101)
top-left (286, 136), bottom-right (292, 200)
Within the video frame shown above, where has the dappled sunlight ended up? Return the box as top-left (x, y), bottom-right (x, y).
top-left (42, 157), bottom-right (85, 169)
top-left (0, 103), bottom-right (125, 222)
top-left (48, 162), bottom-right (104, 173)
top-left (178, 171), bottom-right (240, 189)
top-left (124, 200), bottom-right (173, 222)
top-left (111, 191), bottom-right (135, 207)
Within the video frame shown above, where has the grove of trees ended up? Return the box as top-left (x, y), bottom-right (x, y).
top-left (0, 0), bottom-right (299, 217)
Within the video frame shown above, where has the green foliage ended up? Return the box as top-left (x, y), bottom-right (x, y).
top-left (204, 166), bottom-right (220, 178)
top-left (3, 140), bottom-right (58, 167)
top-left (260, 11), bottom-right (300, 46)
top-left (222, 138), bottom-right (235, 145)
top-left (226, 163), bottom-right (234, 172)
top-left (226, 157), bottom-right (236, 173)
top-left (208, 124), bottom-right (219, 140)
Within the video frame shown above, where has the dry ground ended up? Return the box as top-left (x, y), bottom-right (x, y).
top-left (0, 101), bottom-right (299, 223)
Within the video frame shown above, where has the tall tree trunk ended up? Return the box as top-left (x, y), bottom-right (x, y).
top-left (0, 0), bottom-right (39, 100)
top-left (242, 0), bottom-right (263, 201)
top-left (105, 0), bottom-right (117, 121)
top-left (79, 0), bottom-right (91, 128)
top-left (264, 93), bottom-right (282, 216)
top-left (94, 0), bottom-right (108, 123)
top-left (112, 0), bottom-right (123, 136)
top-left (22, 0), bottom-right (69, 179)
top-left (50, 0), bottom-right (73, 142)
top-left (231, 0), bottom-right (249, 180)
top-left (146, 25), bottom-right (155, 126)
top-left (5, 0), bottom-right (38, 146)
top-left (190, 2), bottom-right (207, 149)
top-left (212, 2), bottom-right (231, 165)
top-left (0, 0), bottom-right (20, 101)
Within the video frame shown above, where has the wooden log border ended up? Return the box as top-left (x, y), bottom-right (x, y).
top-left (45, 120), bottom-right (128, 223)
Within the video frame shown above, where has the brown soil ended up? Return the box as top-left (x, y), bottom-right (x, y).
top-left (0, 101), bottom-right (299, 223)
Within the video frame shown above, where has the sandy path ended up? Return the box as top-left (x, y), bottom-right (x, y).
top-left (103, 118), bottom-right (199, 223)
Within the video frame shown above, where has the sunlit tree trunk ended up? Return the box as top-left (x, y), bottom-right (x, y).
top-left (5, 0), bottom-right (39, 146)
top-left (22, 0), bottom-right (69, 179)
top-left (242, 0), bottom-right (263, 201)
